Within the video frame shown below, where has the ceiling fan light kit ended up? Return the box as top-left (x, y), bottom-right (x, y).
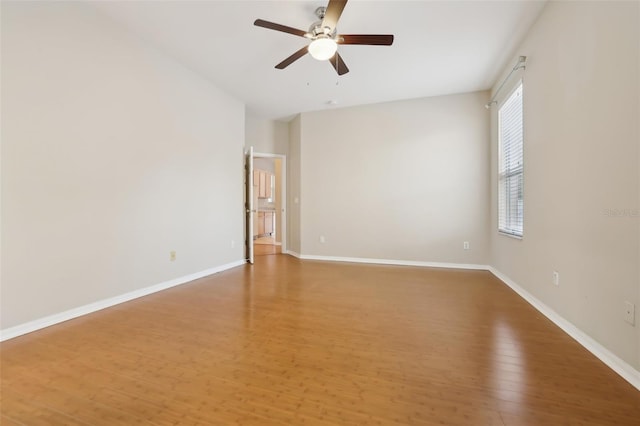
top-left (308, 37), bottom-right (338, 61)
top-left (254, 0), bottom-right (394, 75)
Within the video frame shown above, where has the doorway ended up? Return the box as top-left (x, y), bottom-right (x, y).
top-left (249, 153), bottom-right (286, 259)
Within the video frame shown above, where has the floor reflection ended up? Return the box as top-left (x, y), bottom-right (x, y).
top-left (491, 317), bottom-right (525, 404)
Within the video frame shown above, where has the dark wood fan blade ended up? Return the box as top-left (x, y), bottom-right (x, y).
top-left (254, 19), bottom-right (307, 38)
top-left (329, 52), bottom-right (349, 75)
top-left (339, 34), bottom-right (394, 45)
top-left (275, 46), bottom-right (309, 69)
top-left (322, 0), bottom-right (348, 30)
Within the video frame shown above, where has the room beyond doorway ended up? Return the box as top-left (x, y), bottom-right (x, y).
top-left (254, 236), bottom-right (282, 256)
top-left (251, 153), bottom-right (286, 257)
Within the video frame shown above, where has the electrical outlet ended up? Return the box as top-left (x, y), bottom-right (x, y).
top-left (170, 251), bottom-right (176, 261)
top-left (552, 271), bottom-right (560, 286)
top-left (463, 241), bottom-right (470, 250)
top-left (624, 301), bottom-right (635, 325)
top-left (231, 240), bottom-right (235, 248)
top-left (319, 235), bottom-right (326, 244)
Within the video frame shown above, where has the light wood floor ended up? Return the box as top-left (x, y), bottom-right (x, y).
top-left (254, 237), bottom-right (277, 245)
top-left (254, 238), bottom-right (281, 256)
top-left (254, 236), bottom-right (281, 256)
top-left (1, 255), bottom-right (639, 425)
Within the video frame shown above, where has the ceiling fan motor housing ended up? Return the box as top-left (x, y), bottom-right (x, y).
top-left (308, 21), bottom-right (336, 39)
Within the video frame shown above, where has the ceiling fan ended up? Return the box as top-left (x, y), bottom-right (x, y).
top-left (254, 0), bottom-right (394, 76)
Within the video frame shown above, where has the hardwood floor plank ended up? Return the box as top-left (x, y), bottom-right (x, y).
top-left (2, 255), bottom-right (639, 425)
top-left (0, 415), bottom-right (29, 426)
top-left (1, 393), bottom-right (92, 426)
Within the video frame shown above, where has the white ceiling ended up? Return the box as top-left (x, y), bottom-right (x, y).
top-left (93, 0), bottom-right (546, 121)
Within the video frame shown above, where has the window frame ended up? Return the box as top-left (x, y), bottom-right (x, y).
top-left (497, 80), bottom-right (524, 238)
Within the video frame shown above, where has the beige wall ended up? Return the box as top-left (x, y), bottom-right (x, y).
top-left (490, 1), bottom-right (640, 369)
top-left (1, 2), bottom-right (245, 329)
top-left (245, 110), bottom-right (289, 156)
top-left (253, 158), bottom-right (275, 174)
top-left (299, 92), bottom-right (490, 264)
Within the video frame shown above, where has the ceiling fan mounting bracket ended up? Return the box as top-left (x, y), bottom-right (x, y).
top-left (314, 6), bottom-right (326, 19)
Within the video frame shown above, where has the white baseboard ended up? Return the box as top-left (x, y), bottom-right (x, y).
top-left (289, 253), bottom-right (489, 271)
top-left (285, 250), bottom-right (302, 259)
top-left (488, 267), bottom-right (640, 391)
top-left (0, 259), bottom-right (246, 342)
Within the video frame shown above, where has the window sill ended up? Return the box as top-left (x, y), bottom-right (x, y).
top-left (498, 231), bottom-right (523, 240)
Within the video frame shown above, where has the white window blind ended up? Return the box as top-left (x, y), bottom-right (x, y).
top-left (498, 82), bottom-right (524, 237)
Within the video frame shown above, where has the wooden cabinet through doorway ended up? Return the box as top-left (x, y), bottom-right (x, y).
top-left (257, 212), bottom-right (265, 235)
top-left (254, 211), bottom-right (274, 238)
top-left (264, 212), bottom-right (274, 235)
top-left (254, 169), bottom-right (273, 199)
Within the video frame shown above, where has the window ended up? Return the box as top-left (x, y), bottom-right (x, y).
top-left (498, 82), bottom-right (524, 237)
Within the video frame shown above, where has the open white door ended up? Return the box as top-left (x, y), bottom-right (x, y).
top-left (245, 147), bottom-right (255, 264)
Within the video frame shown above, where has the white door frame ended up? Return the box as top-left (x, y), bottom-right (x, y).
top-left (252, 152), bottom-right (287, 254)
